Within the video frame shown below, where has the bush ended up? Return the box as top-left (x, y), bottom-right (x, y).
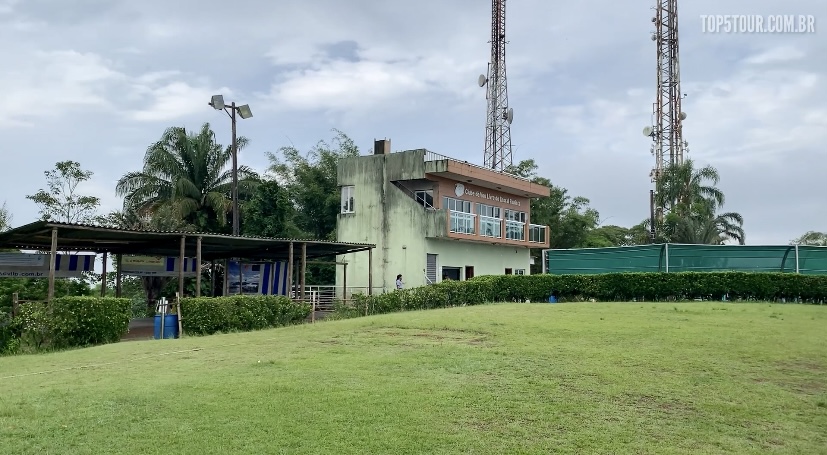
top-left (339, 272), bottom-right (827, 319)
top-left (180, 295), bottom-right (311, 336)
top-left (48, 296), bottom-right (132, 348)
top-left (2, 297), bottom-right (131, 354)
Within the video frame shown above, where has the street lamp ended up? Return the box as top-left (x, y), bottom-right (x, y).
top-left (208, 94), bottom-right (252, 236)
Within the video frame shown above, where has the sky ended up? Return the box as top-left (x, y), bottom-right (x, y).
top-left (0, 0), bottom-right (825, 245)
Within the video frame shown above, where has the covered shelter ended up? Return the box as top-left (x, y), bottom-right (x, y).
top-left (0, 221), bottom-right (376, 302)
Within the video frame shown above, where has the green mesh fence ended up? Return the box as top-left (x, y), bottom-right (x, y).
top-left (545, 244), bottom-right (827, 275)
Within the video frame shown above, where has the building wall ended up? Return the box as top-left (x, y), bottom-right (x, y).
top-left (336, 150), bottom-right (444, 293)
top-left (425, 239), bottom-right (532, 280)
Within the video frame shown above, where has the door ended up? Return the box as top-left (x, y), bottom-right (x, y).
top-left (426, 254), bottom-right (438, 284)
top-left (464, 266), bottom-right (474, 280)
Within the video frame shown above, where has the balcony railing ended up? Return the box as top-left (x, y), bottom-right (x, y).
top-left (505, 220), bottom-right (525, 241)
top-left (449, 211), bottom-right (476, 234)
top-left (479, 216), bottom-right (502, 238)
top-left (423, 150), bottom-right (530, 182)
top-left (528, 224), bottom-right (547, 243)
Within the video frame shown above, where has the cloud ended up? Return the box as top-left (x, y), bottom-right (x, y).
top-left (0, 0), bottom-right (824, 248)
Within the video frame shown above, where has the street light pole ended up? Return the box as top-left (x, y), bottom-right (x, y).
top-left (230, 101), bottom-right (239, 236)
top-left (208, 95), bottom-right (252, 237)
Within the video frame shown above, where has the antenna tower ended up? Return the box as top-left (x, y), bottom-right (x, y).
top-left (479, 0), bottom-right (514, 171)
top-left (644, 0), bottom-right (688, 216)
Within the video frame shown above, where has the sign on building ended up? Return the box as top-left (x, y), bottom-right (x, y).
top-left (0, 252), bottom-right (95, 278)
top-left (227, 261), bottom-right (289, 296)
top-left (119, 255), bottom-right (198, 277)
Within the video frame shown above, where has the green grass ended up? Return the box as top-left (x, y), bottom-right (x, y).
top-left (1, 302), bottom-right (825, 454)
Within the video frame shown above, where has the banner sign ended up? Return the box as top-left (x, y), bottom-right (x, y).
top-left (119, 255), bottom-right (198, 277)
top-left (0, 252), bottom-right (94, 278)
top-left (227, 261), bottom-right (288, 296)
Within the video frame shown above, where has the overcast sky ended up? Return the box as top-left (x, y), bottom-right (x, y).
top-left (1, 0), bottom-right (824, 245)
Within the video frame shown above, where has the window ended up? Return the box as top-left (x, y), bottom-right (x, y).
top-left (515, 269), bottom-right (526, 275)
top-left (415, 190), bottom-right (434, 208)
top-left (443, 196), bottom-right (471, 213)
top-left (443, 196), bottom-right (475, 234)
top-left (341, 185), bottom-right (355, 213)
top-left (505, 209), bottom-right (526, 240)
top-left (528, 225), bottom-right (546, 243)
top-left (477, 203), bottom-right (502, 238)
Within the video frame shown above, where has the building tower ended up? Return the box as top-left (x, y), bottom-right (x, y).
top-left (644, 0), bottom-right (688, 217)
top-left (478, 0), bottom-right (514, 172)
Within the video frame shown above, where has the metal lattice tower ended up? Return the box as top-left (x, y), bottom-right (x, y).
top-left (646, 0), bottom-right (688, 193)
top-left (479, 0), bottom-right (514, 171)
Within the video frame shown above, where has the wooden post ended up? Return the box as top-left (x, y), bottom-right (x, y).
top-left (12, 293), bottom-right (18, 317)
top-left (223, 259), bottom-right (229, 296)
top-left (100, 252), bottom-right (108, 297)
top-left (195, 236), bottom-right (202, 297)
top-left (210, 260), bottom-right (216, 296)
top-left (287, 242), bottom-right (294, 299)
top-left (47, 227), bottom-right (58, 301)
top-left (115, 254), bottom-right (122, 298)
top-left (342, 262), bottom-right (348, 303)
top-left (178, 235), bottom-right (186, 300)
top-left (368, 247), bottom-right (373, 296)
top-left (300, 243), bottom-right (307, 302)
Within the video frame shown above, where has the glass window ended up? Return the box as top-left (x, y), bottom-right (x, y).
top-left (341, 186), bottom-right (355, 213)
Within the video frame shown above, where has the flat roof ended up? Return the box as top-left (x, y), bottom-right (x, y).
top-left (0, 221), bottom-right (374, 261)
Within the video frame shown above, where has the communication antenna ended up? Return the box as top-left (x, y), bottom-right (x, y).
top-left (645, 0), bottom-right (688, 216)
top-left (480, 0), bottom-right (513, 172)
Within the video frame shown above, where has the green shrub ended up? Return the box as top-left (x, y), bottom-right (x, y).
top-left (339, 272), bottom-right (827, 319)
top-left (3, 297), bottom-right (131, 354)
top-left (180, 295), bottom-right (311, 336)
top-left (48, 297), bottom-right (132, 348)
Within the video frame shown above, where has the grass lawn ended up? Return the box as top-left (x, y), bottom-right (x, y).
top-left (1, 302), bottom-right (825, 454)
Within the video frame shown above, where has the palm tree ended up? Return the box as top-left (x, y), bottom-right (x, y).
top-left (669, 212), bottom-right (745, 245)
top-left (655, 158), bottom-right (725, 218)
top-left (645, 159), bottom-right (745, 245)
top-left (116, 122), bottom-right (260, 232)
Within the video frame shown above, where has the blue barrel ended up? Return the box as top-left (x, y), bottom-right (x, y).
top-left (153, 314), bottom-right (179, 339)
top-left (548, 295), bottom-right (558, 303)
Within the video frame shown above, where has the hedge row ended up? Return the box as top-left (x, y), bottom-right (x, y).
top-left (180, 295), bottom-right (311, 336)
top-left (344, 272), bottom-right (827, 318)
top-left (1, 296), bottom-right (131, 354)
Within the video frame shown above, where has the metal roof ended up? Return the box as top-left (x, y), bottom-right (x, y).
top-left (0, 221), bottom-right (374, 261)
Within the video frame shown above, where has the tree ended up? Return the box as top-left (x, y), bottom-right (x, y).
top-left (505, 159), bottom-right (602, 272)
top-left (792, 231), bottom-right (827, 246)
top-left (25, 161), bottom-right (100, 223)
top-left (242, 179), bottom-right (302, 238)
top-left (267, 129), bottom-right (360, 241)
top-left (649, 159), bottom-right (745, 245)
top-left (115, 122), bottom-right (260, 232)
top-left (582, 225), bottom-right (637, 248)
top-left (0, 201), bottom-right (10, 232)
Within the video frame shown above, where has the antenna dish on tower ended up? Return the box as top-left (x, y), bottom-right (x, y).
top-left (478, 74), bottom-right (487, 87)
top-left (679, 111), bottom-right (687, 120)
top-left (643, 126), bottom-right (653, 137)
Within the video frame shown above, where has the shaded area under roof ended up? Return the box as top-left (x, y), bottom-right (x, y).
top-left (0, 221), bottom-right (374, 261)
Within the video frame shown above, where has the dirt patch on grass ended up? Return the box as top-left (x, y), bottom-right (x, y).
top-left (318, 326), bottom-right (491, 348)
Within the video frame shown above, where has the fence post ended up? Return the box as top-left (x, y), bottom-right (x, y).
top-left (795, 244), bottom-right (800, 273)
top-left (665, 243), bottom-right (670, 273)
top-left (12, 292), bottom-right (18, 317)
